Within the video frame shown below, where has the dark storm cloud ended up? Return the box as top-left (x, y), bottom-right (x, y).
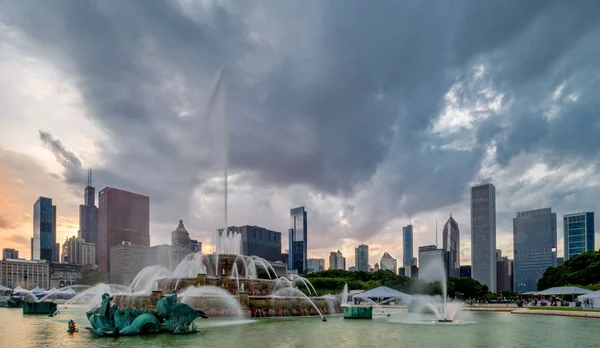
top-left (39, 131), bottom-right (85, 186)
top-left (3, 0), bottom-right (600, 249)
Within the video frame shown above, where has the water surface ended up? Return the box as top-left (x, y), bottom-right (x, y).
top-left (1, 307), bottom-right (599, 347)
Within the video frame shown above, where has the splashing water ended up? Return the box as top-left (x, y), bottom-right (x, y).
top-left (414, 256), bottom-right (463, 322)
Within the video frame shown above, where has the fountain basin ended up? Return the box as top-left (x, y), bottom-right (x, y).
top-left (343, 306), bottom-right (373, 319)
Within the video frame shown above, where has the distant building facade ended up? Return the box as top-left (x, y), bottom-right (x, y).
top-left (79, 170), bottom-right (99, 264)
top-left (355, 244), bottom-right (369, 272)
top-left (0, 259), bottom-right (49, 289)
top-left (190, 239), bottom-right (202, 253)
top-left (471, 183), bottom-right (497, 292)
top-left (150, 245), bottom-right (174, 270)
top-left (98, 187), bottom-right (150, 281)
top-left (496, 257), bottom-right (513, 292)
top-left (403, 225), bottom-right (413, 268)
top-left (329, 250), bottom-right (346, 270)
top-left (380, 252), bottom-right (398, 274)
top-left (109, 242), bottom-right (150, 286)
top-left (307, 258), bottom-right (325, 273)
top-left (171, 220), bottom-right (195, 268)
top-left (513, 208), bottom-right (557, 293)
top-left (289, 207), bottom-right (308, 274)
top-left (557, 257), bottom-right (564, 266)
top-left (418, 245), bottom-right (446, 282)
top-left (49, 263), bottom-right (83, 289)
top-left (442, 215), bottom-right (460, 278)
top-left (33, 197), bottom-right (55, 262)
top-left (564, 212), bottom-right (595, 261)
top-left (459, 265), bottom-right (472, 278)
top-left (2, 249), bottom-right (18, 260)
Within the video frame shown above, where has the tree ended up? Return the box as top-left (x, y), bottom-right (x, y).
top-left (538, 251), bottom-right (600, 290)
top-left (78, 272), bottom-right (105, 286)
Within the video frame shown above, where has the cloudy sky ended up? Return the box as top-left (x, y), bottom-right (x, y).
top-left (1, 1), bottom-right (600, 268)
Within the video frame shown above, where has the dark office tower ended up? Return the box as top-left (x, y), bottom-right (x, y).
top-left (33, 197), bottom-right (54, 261)
top-left (403, 225), bottom-right (413, 268)
top-left (289, 206), bottom-right (308, 274)
top-left (98, 187), bottom-right (150, 280)
top-left (79, 169), bottom-right (99, 264)
top-left (52, 205), bottom-right (57, 261)
top-left (471, 183), bottom-right (497, 292)
top-left (513, 208), bottom-right (557, 293)
top-left (442, 215), bottom-right (460, 278)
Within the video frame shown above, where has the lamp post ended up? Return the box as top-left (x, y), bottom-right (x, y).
top-left (519, 283), bottom-right (526, 299)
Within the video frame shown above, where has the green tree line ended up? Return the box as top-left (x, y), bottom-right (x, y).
top-left (538, 251), bottom-right (600, 290)
top-left (304, 270), bottom-right (492, 299)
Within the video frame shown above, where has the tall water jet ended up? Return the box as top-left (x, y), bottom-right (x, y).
top-left (341, 284), bottom-right (349, 305)
top-left (415, 256), bottom-right (462, 322)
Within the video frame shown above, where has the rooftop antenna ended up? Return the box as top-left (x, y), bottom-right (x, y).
top-left (86, 168), bottom-right (93, 187)
top-left (409, 213), bottom-right (412, 225)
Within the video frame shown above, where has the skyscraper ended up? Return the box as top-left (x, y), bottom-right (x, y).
top-left (442, 215), bottom-right (460, 278)
top-left (380, 252), bottom-right (398, 274)
top-left (496, 256), bottom-right (513, 292)
top-left (336, 251), bottom-right (346, 270)
top-left (355, 244), bottom-right (369, 272)
top-left (33, 197), bottom-right (55, 262)
top-left (471, 183), bottom-right (497, 292)
top-left (418, 245), bottom-right (446, 282)
top-left (564, 212), bottom-right (595, 261)
top-left (98, 187), bottom-right (150, 280)
top-left (79, 169), bottom-right (99, 264)
top-left (329, 250), bottom-right (346, 270)
top-left (2, 248), bottom-right (18, 260)
top-left (513, 208), bottom-right (557, 293)
top-left (289, 206), bottom-right (308, 274)
top-left (306, 258), bottom-right (325, 273)
top-left (171, 219), bottom-right (192, 268)
top-left (403, 225), bottom-right (413, 268)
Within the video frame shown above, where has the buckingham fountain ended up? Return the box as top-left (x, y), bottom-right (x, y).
top-left (82, 241), bottom-right (341, 335)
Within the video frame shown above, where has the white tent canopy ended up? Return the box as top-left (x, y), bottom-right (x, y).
top-left (578, 290), bottom-right (600, 300)
top-left (536, 286), bottom-right (590, 296)
top-left (66, 287), bottom-right (76, 294)
top-left (0, 285), bottom-right (11, 291)
top-left (352, 286), bottom-right (413, 299)
top-left (13, 286), bottom-right (25, 292)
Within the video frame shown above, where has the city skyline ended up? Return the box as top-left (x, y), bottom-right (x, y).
top-left (2, 2), bottom-right (600, 271)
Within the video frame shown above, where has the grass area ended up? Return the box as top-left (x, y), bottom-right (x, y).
top-left (529, 307), bottom-right (600, 312)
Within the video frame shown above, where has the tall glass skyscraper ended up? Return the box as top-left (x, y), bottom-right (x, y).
top-left (355, 244), bottom-right (369, 272)
top-left (289, 206), bottom-right (307, 274)
top-left (33, 197), bottom-right (55, 261)
top-left (403, 225), bottom-right (413, 268)
top-left (443, 215), bottom-right (460, 278)
top-left (514, 208), bottom-right (557, 293)
top-left (564, 212), bottom-right (595, 261)
top-left (471, 183), bottom-right (496, 292)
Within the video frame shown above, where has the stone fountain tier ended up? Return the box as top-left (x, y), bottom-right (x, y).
top-left (112, 291), bottom-right (341, 318)
top-left (156, 274), bottom-right (291, 295)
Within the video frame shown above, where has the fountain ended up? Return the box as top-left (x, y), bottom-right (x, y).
top-left (410, 257), bottom-right (463, 323)
top-left (104, 250), bottom-right (341, 319)
top-left (81, 68), bottom-right (340, 336)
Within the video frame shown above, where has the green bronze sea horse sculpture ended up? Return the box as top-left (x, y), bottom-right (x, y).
top-left (85, 293), bottom-right (208, 336)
